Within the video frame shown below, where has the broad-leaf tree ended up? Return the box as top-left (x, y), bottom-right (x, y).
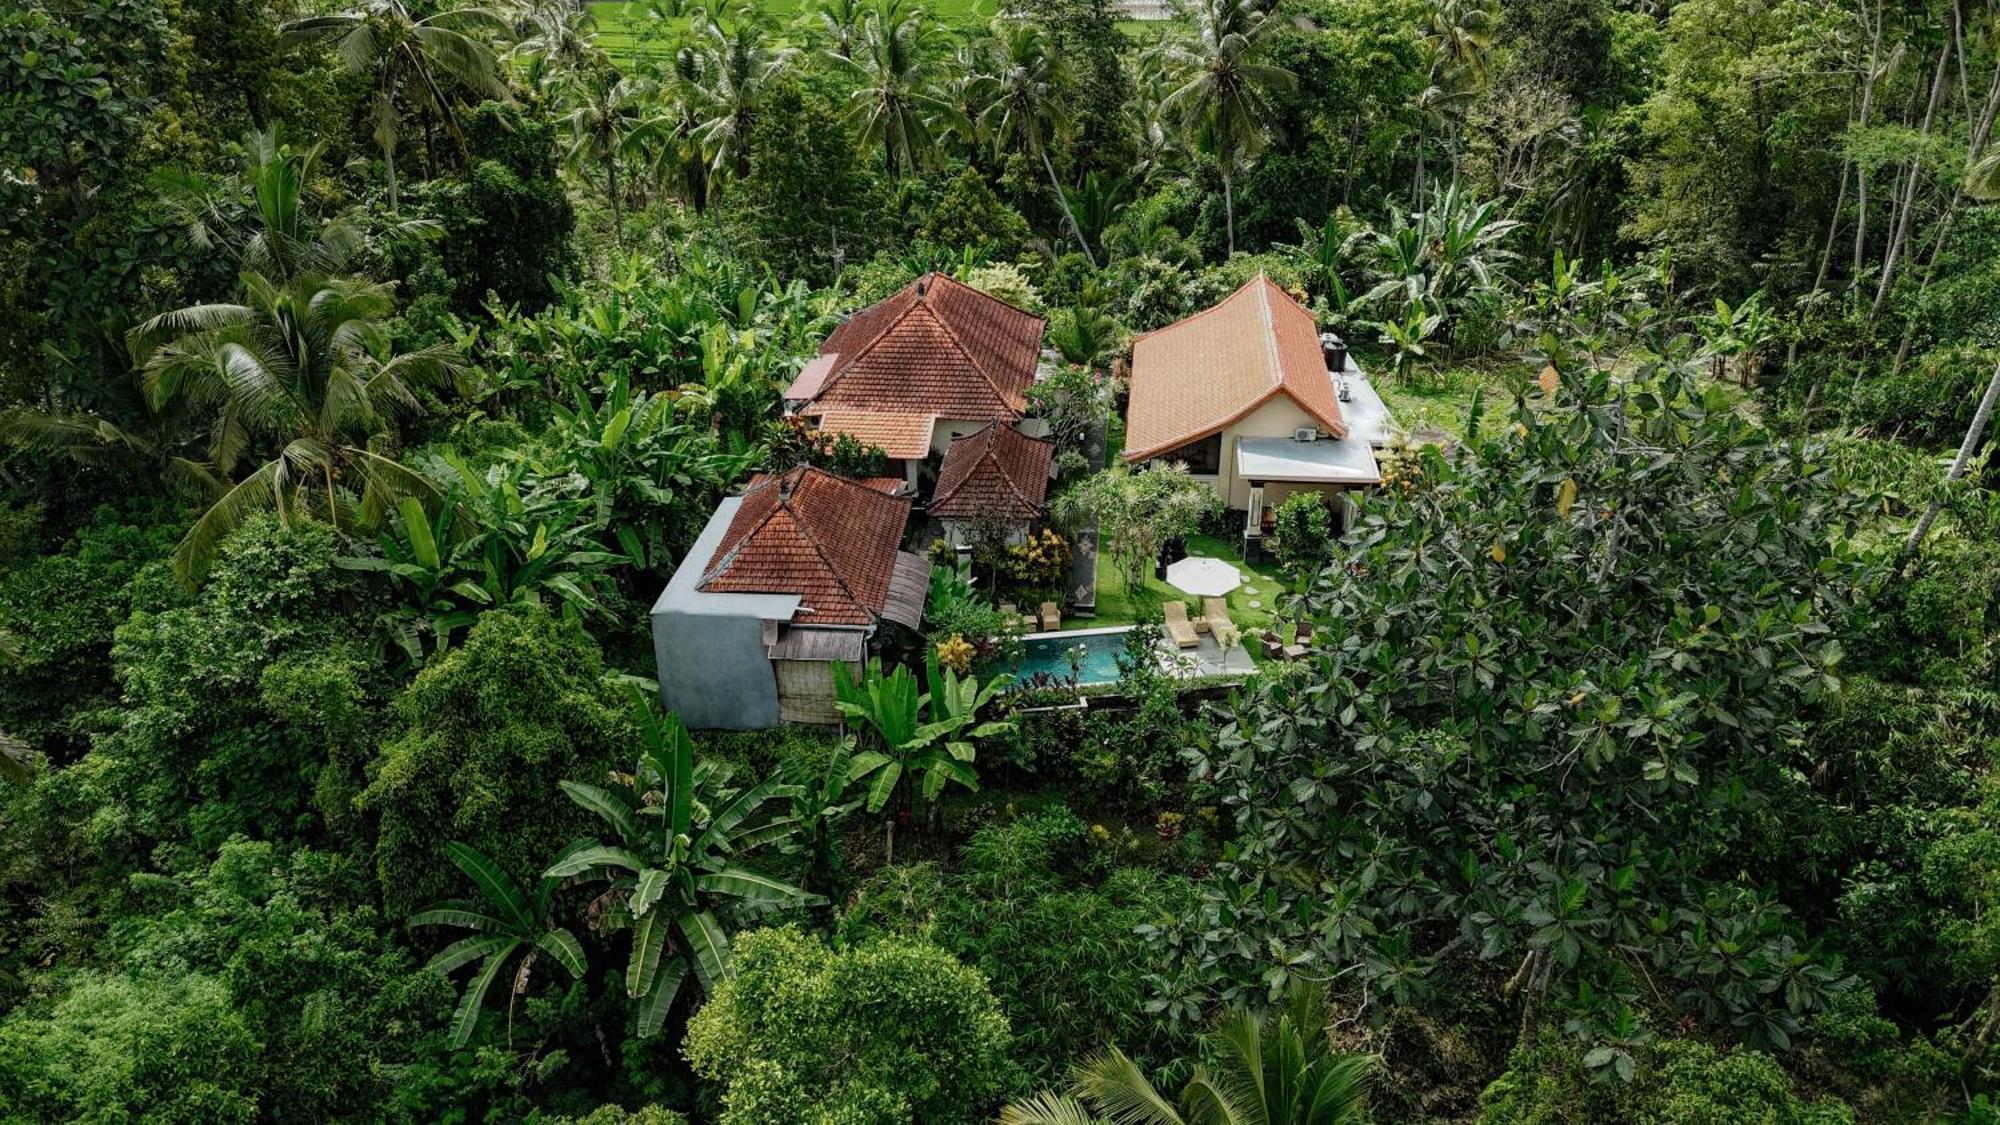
top-left (544, 695), bottom-right (816, 1037)
top-left (412, 841), bottom-right (589, 1048)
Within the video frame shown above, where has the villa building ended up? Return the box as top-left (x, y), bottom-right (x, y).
top-left (651, 467), bottom-right (930, 730)
top-left (1123, 276), bottom-right (1394, 551)
top-left (782, 271), bottom-right (1051, 492)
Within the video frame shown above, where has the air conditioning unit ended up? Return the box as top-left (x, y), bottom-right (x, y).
top-left (1293, 427), bottom-right (1318, 443)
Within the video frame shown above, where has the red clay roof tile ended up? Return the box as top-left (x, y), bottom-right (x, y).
top-left (699, 467), bottom-right (914, 627)
top-left (929, 423), bottom-right (1054, 521)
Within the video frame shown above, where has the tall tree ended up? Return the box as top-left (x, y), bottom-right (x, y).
top-left (687, 6), bottom-right (794, 183)
top-left (1157, 0), bottom-right (1295, 254)
top-left (839, 0), bottom-right (957, 179)
top-left (282, 0), bottom-right (512, 210)
top-left (977, 19), bottom-right (1098, 266)
top-left (562, 70), bottom-right (645, 239)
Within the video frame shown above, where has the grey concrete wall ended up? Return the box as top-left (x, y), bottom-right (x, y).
top-left (649, 497), bottom-right (802, 731)
top-left (653, 609), bottom-right (781, 730)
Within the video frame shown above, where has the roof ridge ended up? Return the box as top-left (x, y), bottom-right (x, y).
top-left (1255, 273), bottom-right (1284, 393)
top-left (927, 422), bottom-right (993, 510)
top-left (916, 280), bottom-right (1025, 413)
top-left (698, 474), bottom-right (787, 586)
top-left (783, 476), bottom-right (875, 624)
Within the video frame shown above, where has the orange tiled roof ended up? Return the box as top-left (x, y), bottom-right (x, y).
top-left (699, 467), bottom-right (913, 627)
top-left (801, 273), bottom-right (1046, 420)
top-left (809, 408), bottom-right (937, 460)
top-left (1122, 275), bottom-right (1346, 463)
top-left (929, 423), bottom-right (1054, 521)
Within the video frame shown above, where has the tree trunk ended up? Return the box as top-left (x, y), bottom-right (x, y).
top-left (1888, 51), bottom-right (2000, 378)
top-left (607, 146), bottom-right (623, 243)
top-left (1852, 0), bottom-right (1884, 296)
top-left (1043, 146), bottom-right (1098, 268)
top-left (1223, 169), bottom-right (1236, 256)
top-left (386, 141), bottom-right (399, 212)
top-left (1871, 39), bottom-right (1953, 325)
top-left (1902, 354), bottom-right (2000, 557)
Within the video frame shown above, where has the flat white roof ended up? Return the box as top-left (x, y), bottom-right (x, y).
top-left (1237, 433), bottom-right (1381, 485)
top-left (1332, 362), bottom-right (1394, 446)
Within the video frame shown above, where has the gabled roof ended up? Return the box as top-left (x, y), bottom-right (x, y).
top-left (799, 272), bottom-right (1046, 420)
top-left (929, 423), bottom-right (1055, 521)
top-left (1122, 275), bottom-right (1347, 463)
top-left (699, 467), bottom-right (919, 627)
top-left (811, 408), bottom-right (937, 460)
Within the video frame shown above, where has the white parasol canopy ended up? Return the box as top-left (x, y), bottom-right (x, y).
top-left (1164, 556), bottom-right (1242, 597)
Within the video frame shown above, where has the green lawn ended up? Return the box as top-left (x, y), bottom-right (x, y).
top-left (1076, 531), bottom-right (1293, 644)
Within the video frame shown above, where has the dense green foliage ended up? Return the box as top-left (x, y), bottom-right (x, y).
top-left (9, 0), bottom-right (2000, 1119)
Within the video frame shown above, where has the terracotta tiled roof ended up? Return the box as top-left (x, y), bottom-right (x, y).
top-left (699, 467), bottom-right (914, 627)
top-left (929, 423), bottom-right (1054, 521)
top-left (801, 273), bottom-right (1046, 420)
top-left (809, 408), bottom-right (937, 460)
top-left (1123, 275), bottom-right (1346, 463)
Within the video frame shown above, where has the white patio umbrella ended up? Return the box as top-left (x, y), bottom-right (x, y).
top-left (1164, 556), bottom-right (1242, 597)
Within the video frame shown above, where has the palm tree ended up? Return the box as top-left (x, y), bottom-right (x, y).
top-left (0, 631), bottom-right (28, 785)
top-left (809, 0), bottom-right (868, 60)
top-left (129, 268), bottom-right (465, 586)
top-left (839, 0), bottom-right (955, 179)
top-left (543, 695), bottom-right (816, 1037)
top-left (1157, 0), bottom-right (1295, 254)
top-left (412, 842), bottom-right (589, 1048)
top-left (563, 70), bottom-right (645, 239)
top-left (686, 6), bottom-right (793, 183)
top-left (977, 19), bottom-right (1097, 266)
top-left (1001, 987), bottom-right (1373, 1125)
top-left (508, 0), bottom-right (606, 91)
top-left (283, 0), bottom-right (512, 210)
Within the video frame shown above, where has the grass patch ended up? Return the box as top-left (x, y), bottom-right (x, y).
top-left (589, 0), bottom-right (1008, 62)
top-left (1077, 531), bottom-right (1293, 641)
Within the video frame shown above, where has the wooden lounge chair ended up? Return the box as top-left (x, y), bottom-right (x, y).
top-left (1260, 630), bottom-right (1285, 660)
top-left (1295, 620), bottom-right (1315, 644)
top-left (1282, 643), bottom-right (1309, 662)
top-left (1202, 597), bottom-right (1232, 634)
top-left (1162, 601), bottom-right (1200, 649)
top-left (1039, 601), bottom-right (1061, 631)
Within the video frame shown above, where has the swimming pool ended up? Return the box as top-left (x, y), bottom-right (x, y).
top-left (1012, 627), bottom-right (1134, 685)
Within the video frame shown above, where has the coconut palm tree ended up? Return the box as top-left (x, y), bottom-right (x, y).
top-left (809, 0), bottom-right (868, 60)
top-left (508, 0), bottom-right (606, 91)
top-left (839, 0), bottom-right (955, 179)
top-left (283, 0), bottom-right (513, 210)
top-left (129, 268), bottom-right (466, 586)
top-left (976, 19), bottom-right (1097, 266)
top-left (563, 69), bottom-right (646, 239)
top-left (1000, 986), bottom-right (1373, 1125)
top-left (1156, 0), bottom-right (1295, 254)
top-left (412, 842), bottom-right (590, 1048)
top-left (686, 6), bottom-right (793, 183)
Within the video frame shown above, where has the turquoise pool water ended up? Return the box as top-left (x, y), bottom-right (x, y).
top-left (1013, 629), bottom-right (1132, 684)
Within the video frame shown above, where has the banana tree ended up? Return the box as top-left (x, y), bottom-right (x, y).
top-left (835, 655), bottom-right (1013, 861)
top-left (544, 695), bottom-right (815, 1037)
top-left (411, 842), bottom-right (589, 1048)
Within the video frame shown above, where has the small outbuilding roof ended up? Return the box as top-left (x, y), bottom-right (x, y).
top-left (699, 467), bottom-right (927, 628)
top-left (811, 408), bottom-right (937, 460)
top-left (800, 272), bottom-right (1046, 420)
top-left (929, 422), bottom-right (1054, 521)
top-left (1124, 276), bottom-right (1348, 462)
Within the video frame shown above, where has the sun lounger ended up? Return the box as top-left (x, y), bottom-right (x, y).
top-left (1039, 601), bottom-right (1061, 631)
top-left (1163, 602), bottom-right (1200, 649)
top-left (1202, 597), bottom-right (1231, 631)
top-left (1261, 631), bottom-right (1284, 660)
